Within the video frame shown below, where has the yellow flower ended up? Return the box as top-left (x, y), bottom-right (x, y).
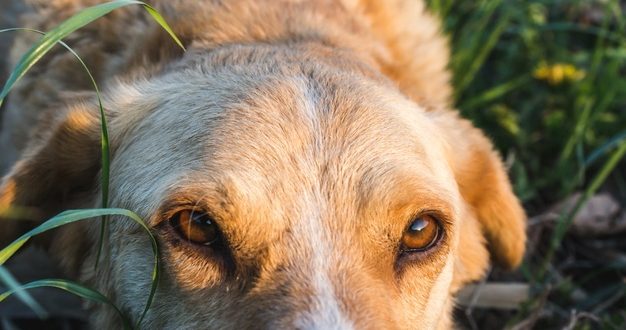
top-left (533, 62), bottom-right (586, 85)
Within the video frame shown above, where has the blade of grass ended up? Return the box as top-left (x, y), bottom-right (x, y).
top-left (558, 74), bottom-right (616, 171)
top-left (455, 2), bottom-right (511, 96)
top-left (0, 0), bottom-right (184, 107)
top-left (0, 265), bottom-right (47, 319)
top-left (0, 278), bottom-right (131, 329)
top-left (461, 75), bottom-right (531, 110)
top-left (584, 130), bottom-right (626, 167)
top-left (557, 98), bottom-right (594, 167)
top-left (0, 2), bottom-right (183, 324)
top-left (0, 208), bottom-right (159, 326)
top-left (0, 27), bottom-right (111, 270)
top-left (556, 11), bottom-right (617, 186)
top-left (541, 139), bottom-right (626, 279)
top-left (0, 0), bottom-right (185, 270)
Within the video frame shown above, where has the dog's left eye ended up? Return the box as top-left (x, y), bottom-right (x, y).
top-left (401, 214), bottom-right (441, 251)
top-left (170, 210), bottom-right (220, 245)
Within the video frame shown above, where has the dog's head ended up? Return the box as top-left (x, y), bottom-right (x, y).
top-left (0, 44), bottom-right (525, 328)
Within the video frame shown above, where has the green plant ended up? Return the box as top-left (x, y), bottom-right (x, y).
top-left (0, 1), bottom-right (183, 328)
top-left (427, 0), bottom-right (626, 328)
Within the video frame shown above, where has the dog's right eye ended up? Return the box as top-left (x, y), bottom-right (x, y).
top-left (401, 214), bottom-right (441, 252)
top-left (170, 210), bottom-right (220, 245)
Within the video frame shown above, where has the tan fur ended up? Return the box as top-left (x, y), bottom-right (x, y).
top-left (0, 1), bottom-right (526, 328)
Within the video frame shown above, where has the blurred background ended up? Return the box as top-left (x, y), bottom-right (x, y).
top-left (425, 0), bottom-right (626, 328)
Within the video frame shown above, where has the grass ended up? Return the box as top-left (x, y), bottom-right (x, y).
top-left (0, 277), bottom-right (132, 329)
top-left (0, 1), bottom-right (182, 328)
top-left (426, 0), bottom-right (626, 328)
top-left (0, 208), bottom-right (160, 328)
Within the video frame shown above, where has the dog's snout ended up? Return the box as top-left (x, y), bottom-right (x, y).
top-left (247, 256), bottom-right (399, 330)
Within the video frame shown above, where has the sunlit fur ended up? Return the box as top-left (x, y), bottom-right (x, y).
top-left (0, 1), bottom-right (526, 328)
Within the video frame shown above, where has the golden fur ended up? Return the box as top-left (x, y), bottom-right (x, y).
top-left (0, 0), bottom-right (526, 328)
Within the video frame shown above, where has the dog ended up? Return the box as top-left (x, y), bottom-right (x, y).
top-left (0, 0), bottom-right (527, 328)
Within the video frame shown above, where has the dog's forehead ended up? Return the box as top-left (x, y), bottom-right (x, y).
top-left (205, 76), bottom-right (454, 201)
top-left (109, 65), bottom-right (458, 229)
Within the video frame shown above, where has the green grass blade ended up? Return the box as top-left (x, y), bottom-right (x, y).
top-left (0, 209), bottom-right (141, 264)
top-left (0, 28), bottom-right (108, 207)
top-left (0, 278), bottom-right (131, 329)
top-left (461, 75), bottom-right (531, 110)
top-left (0, 0), bottom-right (184, 107)
top-left (584, 130), bottom-right (626, 167)
top-left (0, 265), bottom-right (47, 319)
top-left (0, 27), bottom-right (111, 270)
top-left (0, 208), bottom-right (159, 326)
top-left (0, 0), bottom-right (184, 270)
top-left (142, 6), bottom-right (185, 50)
top-left (541, 140), bottom-right (626, 278)
top-left (0, 2), bottom-right (183, 324)
top-left (558, 99), bottom-right (594, 165)
top-left (456, 8), bottom-right (511, 95)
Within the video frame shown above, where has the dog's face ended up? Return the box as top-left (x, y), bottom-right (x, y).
top-left (0, 46), bottom-right (525, 329)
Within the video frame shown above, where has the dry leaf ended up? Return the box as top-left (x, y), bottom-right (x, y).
top-left (552, 192), bottom-right (625, 236)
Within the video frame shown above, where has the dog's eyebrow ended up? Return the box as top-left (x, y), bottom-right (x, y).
top-left (156, 180), bottom-right (236, 220)
top-left (409, 187), bottom-right (457, 222)
top-left (394, 192), bottom-right (456, 223)
top-left (356, 162), bottom-right (457, 212)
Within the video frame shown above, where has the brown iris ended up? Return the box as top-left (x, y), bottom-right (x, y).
top-left (170, 210), bottom-right (219, 245)
top-left (401, 214), bottom-right (440, 251)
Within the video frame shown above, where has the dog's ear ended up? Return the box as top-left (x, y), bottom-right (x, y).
top-left (430, 110), bottom-right (526, 273)
top-left (0, 101), bottom-right (102, 265)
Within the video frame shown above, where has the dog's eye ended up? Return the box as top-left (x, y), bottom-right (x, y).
top-left (170, 210), bottom-right (219, 245)
top-left (401, 214), bottom-right (440, 251)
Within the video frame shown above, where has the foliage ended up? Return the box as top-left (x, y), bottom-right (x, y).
top-left (427, 0), bottom-right (626, 328)
top-left (430, 0), bottom-right (626, 208)
top-left (0, 1), bottom-right (182, 328)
